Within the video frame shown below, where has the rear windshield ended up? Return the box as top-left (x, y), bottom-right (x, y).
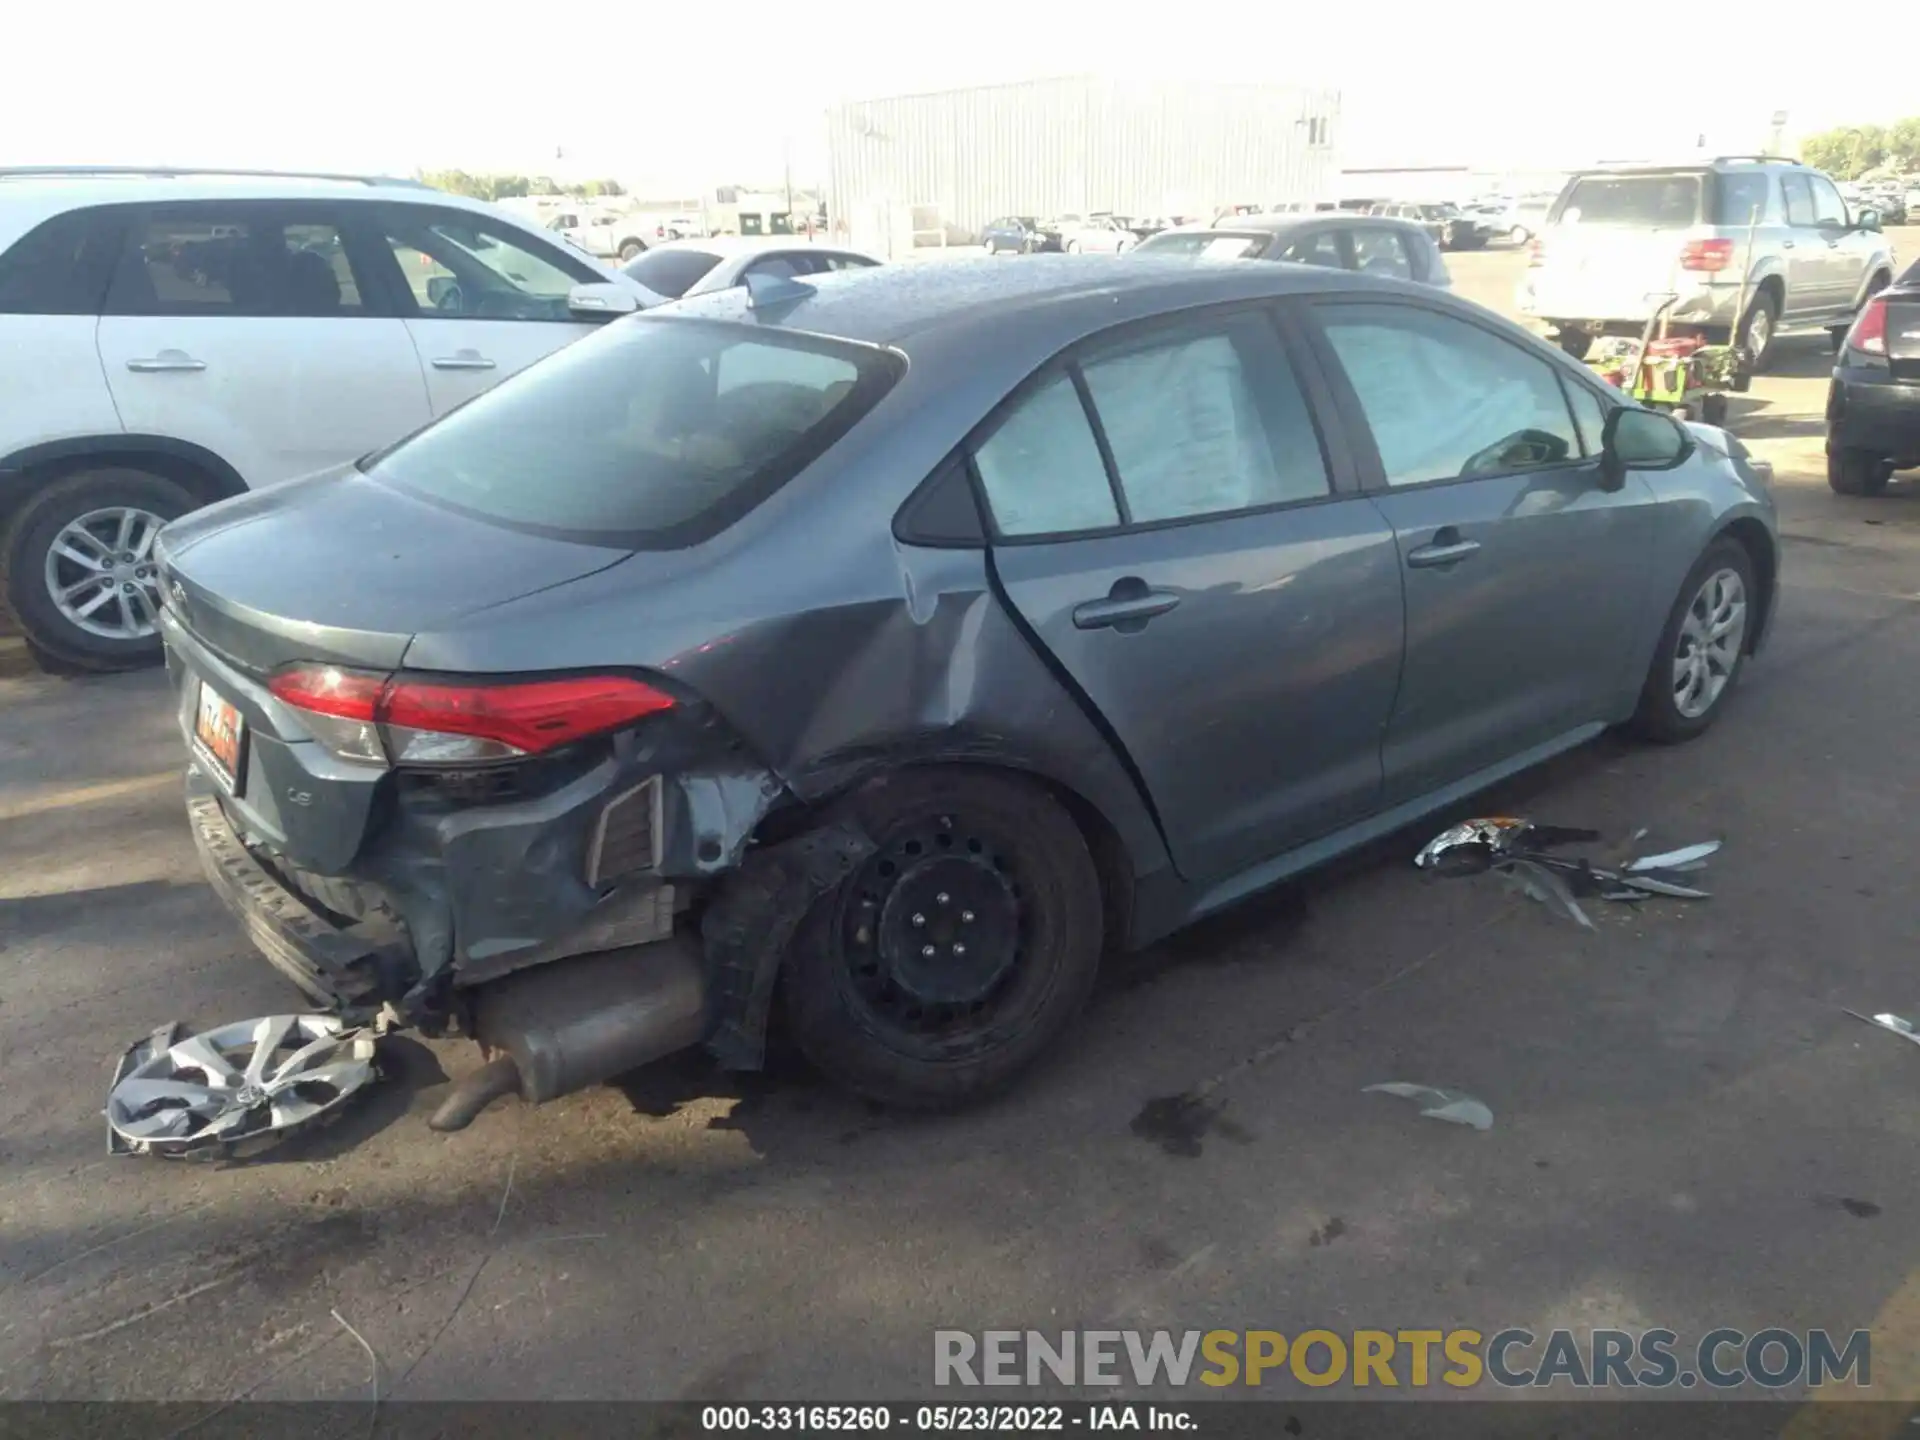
top-left (1556, 173), bottom-right (1703, 228)
top-left (622, 247), bottom-right (722, 298)
top-left (1134, 231), bottom-right (1269, 259)
top-left (362, 316), bottom-right (902, 548)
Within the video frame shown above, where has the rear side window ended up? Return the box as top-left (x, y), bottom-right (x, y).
top-left (972, 310), bottom-right (1331, 536)
top-left (0, 209), bottom-right (123, 314)
top-left (1781, 174), bottom-right (1815, 227)
top-left (1558, 174), bottom-right (1702, 228)
top-left (1711, 171), bottom-right (1775, 226)
top-left (1136, 231), bottom-right (1268, 259)
top-left (623, 246), bottom-right (723, 298)
top-left (363, 316), bottom-right (902, 548)
top-left (974, 376), bottom-right (1122, 537)
top-left (1352, 229), bottom-right (1413, 280)
top-left (105, 206), bottom-right (370, 317)
top-left (1277, 231), bottom-right (1343, 267)
top-left (1082, 315), bottom-right (1330, 521)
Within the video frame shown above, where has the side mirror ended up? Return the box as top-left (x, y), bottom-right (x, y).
top-left (1600, 405), bottom-right (1695, 490)
top-left (567, 282), bottom-right (641, 320)
top-left (1857, 207), bottom-right (1883, 233)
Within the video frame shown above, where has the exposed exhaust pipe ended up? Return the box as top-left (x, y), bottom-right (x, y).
top-left (429, 938), bottom-right (708, 1131)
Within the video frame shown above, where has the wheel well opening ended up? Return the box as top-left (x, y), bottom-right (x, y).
top-left (1719, 517), bottom-right (1775, 653)
top-left (4, 447), bottom-right (236, 523)
top-left (771, 760), bottom-right (1136, 954)
top-left (1756, 275), bottom-right (1784, 306)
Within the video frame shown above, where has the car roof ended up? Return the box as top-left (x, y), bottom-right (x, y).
top-left (653, 235), bottom-right (839, 258)
top-left (667, 252), bottom-right (1402, 349)
top-left (0, 170), bottom-right (520, 250)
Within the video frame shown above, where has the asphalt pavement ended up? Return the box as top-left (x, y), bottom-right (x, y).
top-left (6, 237), bottom-right (1920, 1411)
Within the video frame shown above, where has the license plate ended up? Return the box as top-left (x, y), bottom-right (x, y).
top-left (193, 681), bottom-right (246, 792)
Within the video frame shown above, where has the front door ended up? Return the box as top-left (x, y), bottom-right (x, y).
top-left (358, 203), bottom-right (607, 417)
top-left (1302, 298), bottom-right (1659, 804)
top-left (976, 306), bottom-right (1406, 884)
top-left (96, 200), bottom-right (431, 487)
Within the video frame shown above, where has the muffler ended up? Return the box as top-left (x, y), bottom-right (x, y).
top-left (428, 938), bottom-right (707, 1131)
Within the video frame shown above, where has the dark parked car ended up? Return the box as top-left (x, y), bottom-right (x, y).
top-left (1133, 213), bottom-right (1452, 289)
top-left (1828, 255), bottom-right (1920, 494)
top-left (1369, 202), bottom-right (1488, 251)
top-left (157, 257), bottom-right (1777, 1123)
top-left (982, 216), bottom-right (1050, 254)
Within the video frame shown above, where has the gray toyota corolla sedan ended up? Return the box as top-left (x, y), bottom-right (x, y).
top-left (156, 255), bottom-right (1778, 1122)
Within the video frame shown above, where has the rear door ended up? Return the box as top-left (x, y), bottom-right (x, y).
top-left (358, 202), bottom-right (608, 417)
top-left (1301, 297), bottom-right (1660, 804)
top-left (1779, 173), bottom-right (1840, 320)
top-left (96, 199), bottom-right (431, 487)
top-left (1806, 171), bottom-right (1867, 318)
top-left (977, 304), bottom-right (1406, 884)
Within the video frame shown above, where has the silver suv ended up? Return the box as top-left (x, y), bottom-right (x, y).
top-left (1517, 157), bottom-right (1898, 369)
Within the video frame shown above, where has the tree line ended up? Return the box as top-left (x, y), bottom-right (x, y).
top-left (414, 171), bottom-right (627, 201)
top-left (1799, 119), bottom-right (1920, 180)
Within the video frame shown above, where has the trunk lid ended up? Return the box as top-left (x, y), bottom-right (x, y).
top-left (156, 465), bottom-right (630, 677)
top-left (1527, 170), bottom-right (1712, 322)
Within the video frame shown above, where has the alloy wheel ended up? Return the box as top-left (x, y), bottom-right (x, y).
top-left (1672, 568), bottom-right (1747, 719)
top-left (43, 506), bottom-right (167, 641)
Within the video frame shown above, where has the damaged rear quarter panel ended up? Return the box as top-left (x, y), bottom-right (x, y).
top-left (399, 338), bottom-right (1175, 909)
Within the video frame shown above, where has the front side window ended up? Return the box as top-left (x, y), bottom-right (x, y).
top-left (1136, 231), bottom-right (1267, 259)
top-left (104, 206), bottom-right (368, 317)
top-left (379, 207), bottom-right (597, 321)
top-left (1319, 303), bottom-right (1580, 486)
top-left (363, 317), bottom-right (901, 546)
top-left (1351, 229), bottom-right (1413, 280)
top-left (624, 246), bottom-right (723, 298)
top-left (1080, 314), bottom-right (1330, 522)
top-left (1808, 175), bottom-right (1848, 227)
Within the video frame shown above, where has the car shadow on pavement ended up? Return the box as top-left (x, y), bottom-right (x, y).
top-left (0, 879), bottom-right (184, 949)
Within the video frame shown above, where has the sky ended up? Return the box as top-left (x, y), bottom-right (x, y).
top-left (4, 1), bottom-right (1904, 196)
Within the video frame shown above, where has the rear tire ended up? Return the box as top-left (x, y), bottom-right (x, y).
top-left (1628, 538), bottom-right (1756, 744)
top-left (1, 468), bottom-right (200, 672)
top-left (984, 239), bottom-right (999, 255)
top-left (783, 768), bottom-right (1104, 1110)
top-left (1509, 224), bottom-right (1530, 245)
top-left (1737, 290), bottom-right (1780, 373)
top-left (1828, 447), bottom-right (1893, 496)
top-left (617, 239), bottom-right (645, 262)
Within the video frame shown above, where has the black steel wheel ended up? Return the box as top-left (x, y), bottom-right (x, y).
top-left (784, 768), bottom-right (1104, 1109)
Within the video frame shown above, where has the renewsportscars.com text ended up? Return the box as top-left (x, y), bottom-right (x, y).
top-left (934, 1328), bottom-right (1871, 1390)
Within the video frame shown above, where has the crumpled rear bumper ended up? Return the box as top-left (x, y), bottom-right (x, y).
top-left (186, 770), bottom-right (392, 1011)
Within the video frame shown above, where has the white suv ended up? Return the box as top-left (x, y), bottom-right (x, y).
top-left (0, 167), bottom-right (651, 670)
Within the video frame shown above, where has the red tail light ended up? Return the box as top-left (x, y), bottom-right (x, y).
top-left (269, 667), bottom-right (675, 766)
top-left (1526, 238), bottom-right (1545, 268)
top-left (1845, 295), bottom-right (1889, 357)
top-left (1679, 238), bottom-right (1735, 273)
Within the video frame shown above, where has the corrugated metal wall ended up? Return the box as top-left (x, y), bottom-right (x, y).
top-left (825, 76), bottom-right (1339, 247)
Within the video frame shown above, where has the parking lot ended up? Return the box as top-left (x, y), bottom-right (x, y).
top-left (6, 234), bottom-right (1920, 1408)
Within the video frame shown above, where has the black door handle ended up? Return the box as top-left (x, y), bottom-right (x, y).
top-left (1405, 526), bottom-right (1481, 569)
top-left (1073, 578), bottom-right (1182, 631)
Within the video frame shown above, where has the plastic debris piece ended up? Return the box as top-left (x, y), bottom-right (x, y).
top-left (1417, 817), bottom-right (1718, 927)
top-left (1364, 1083), bottom-right (1494, 1132)
top-left (1844, 1010), bottom-right (1920, 1049)
top-left (1626, 841), bottom-right (1722, 873)
top-left (106, 1014), bottom-right (378, 1160)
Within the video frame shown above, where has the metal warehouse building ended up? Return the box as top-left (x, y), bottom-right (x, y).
top-left (825, 76), bottom-right (1341, 255)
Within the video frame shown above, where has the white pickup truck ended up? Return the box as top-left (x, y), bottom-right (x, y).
top-left (544, 206), bottom-right (657, 263)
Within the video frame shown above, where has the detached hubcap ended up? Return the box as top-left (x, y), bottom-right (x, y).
top-left (44, 506), bottom-right (167, 640)
top-left (841, 820), bottom-right (1025, 1035)
top-left (1673, 568), bottom-right (1747, 719)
